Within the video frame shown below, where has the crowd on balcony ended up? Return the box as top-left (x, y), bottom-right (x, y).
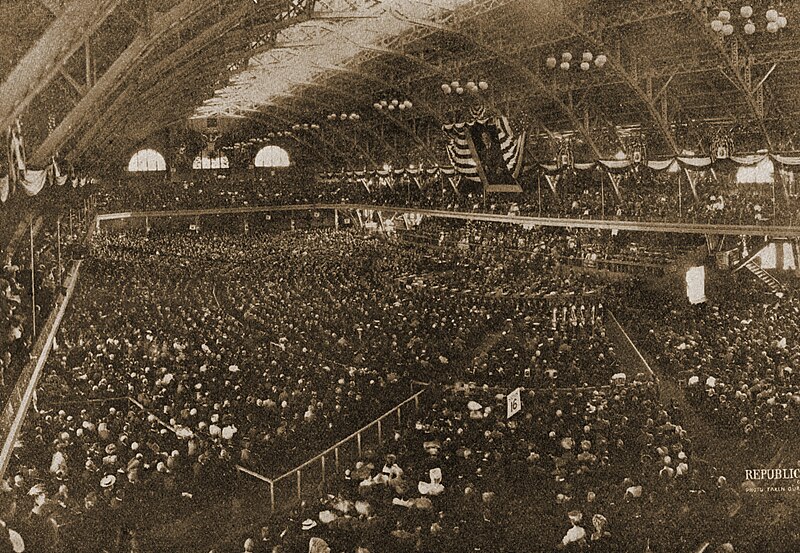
top-left (0, 215), bottom-right (76, 396)
top-left (96, 168), bottom-right (800, 228)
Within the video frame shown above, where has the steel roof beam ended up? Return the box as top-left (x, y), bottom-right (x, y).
top-left (31, 0), bottom-right (217, 166)
top-left (0, 0), bottom-right (122, 131)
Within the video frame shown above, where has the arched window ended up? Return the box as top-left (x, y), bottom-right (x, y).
top-left (127, 149), bottom-right (167, 172)
top-left (736, 157), bottom-right (774, 184)
top-left (192, 152), bottom-right (230, 170)
top-left (254, 145), bottom-right (290, 167)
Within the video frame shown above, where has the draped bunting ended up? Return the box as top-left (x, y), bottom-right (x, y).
top-left (20, 169), bottom-right (47, 196)
top-left (496, 116), bottom-right (526, 178)
top-left (645, 159), bottom-right (676, 172)
top-left (597, 159), bottom-right (632, 171)
top-left (446, 141), bottom-right (482, 183)
top-left (2, 122), bottom-right (89, 201)
top-left (320, 152), bottom-right (800, 191)
top-left (443, 115), bottom-right (525, 188)
top-left (771, 154), bottom-right (800, 166)
top-left (536, 152), bottom-right (800, 174)
top-left (319, 165), bottom-right (458, 180)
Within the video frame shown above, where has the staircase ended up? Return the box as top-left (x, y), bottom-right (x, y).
top-left (741, 260), bottom-right (786, 294)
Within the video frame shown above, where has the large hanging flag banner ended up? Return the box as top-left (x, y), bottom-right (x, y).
top-left (443, 106), bottom-right (526, 193)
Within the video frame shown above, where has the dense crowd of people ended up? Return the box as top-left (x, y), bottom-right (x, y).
top-left (95, 169), bottom-right (800, 228)
top-left (0, 208), bottom-right (791, 552)
top-left (231, 380), bottom-right (735, 553)
top-left (0, 215), bottom-right (78, 394)
top-left (3, 220), bottom-right (647, 552)
top-left (628, 277), bottom-right (800, 445)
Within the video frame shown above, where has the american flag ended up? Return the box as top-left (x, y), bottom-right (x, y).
top-left (443, 110), bottom-right (525, 184)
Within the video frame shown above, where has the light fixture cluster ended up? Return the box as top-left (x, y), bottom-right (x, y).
top-left (710, 6), bottom-right (788, 36)
top-left (326, 112), bottom-right (361, 121)
top-left (440, 80), bottom-right (489, 94)
top-left (373, 99), bottom-right (414, 111)
top-left (546, 51), bottom-right (607, 71)
top-left (228, 134), bottom-right (289, 148)
top-left (290, 123), bottom-right (320, 131)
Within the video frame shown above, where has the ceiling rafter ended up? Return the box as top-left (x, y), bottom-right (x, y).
top-left (0, 0), bottom-right (122, 131)
top-left (31, 0), bottom-right (220, 165)
top-left (680, 1), bottom-right (774, 149)
top-left (389, 5), bottom-right (605, 162)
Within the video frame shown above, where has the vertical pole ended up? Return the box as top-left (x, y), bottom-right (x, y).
top-left (334, 447), bottom-right (339, 473)
top-left (772, 179), bottom-right (777, 220)
top-left (377, 419), bottom-right (382, 444)
top-left (269, 481), bottom-right (275, 512)
top-left (69, 209), bottom-right (74, 237)
top-left (334, 209), bottom-right (339, 230)
top-left (601, 173), bottom-right (605, 219)
top-left (56, 217), bottom-right (62, 289)
top-left (297, 469), bottom-right (302, 501)
top-left (397, 405), bottom-right (401, 426)
top-left (678, 173), bottom-right (682, 219)
top-left (414, 394), bottom-right (420, 411)
top-left (29, 222), bottom-right (36, 338)
top-left (537, 174), bottom-right (542, 217)
top-left (357, 432), bottom-right (362, 458)
top-left (321, 455), bottom-right (326, 488)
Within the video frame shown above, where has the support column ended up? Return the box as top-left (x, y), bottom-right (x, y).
top-left (30, 223), bottom-right (36, 338)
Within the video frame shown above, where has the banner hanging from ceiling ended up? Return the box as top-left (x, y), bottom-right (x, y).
top-left (443, 110), bottom-right (526, 193)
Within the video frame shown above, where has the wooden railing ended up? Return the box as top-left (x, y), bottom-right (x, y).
top-left (0, 260), bottom-right (82, 478)
top-left (234, 386), bottom-right (429, 513)
top-left (95, 203), bottom-right (800, 236)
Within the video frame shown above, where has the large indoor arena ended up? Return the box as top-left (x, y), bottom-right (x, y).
top-left (0, 1), bottom-right (799, 552)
